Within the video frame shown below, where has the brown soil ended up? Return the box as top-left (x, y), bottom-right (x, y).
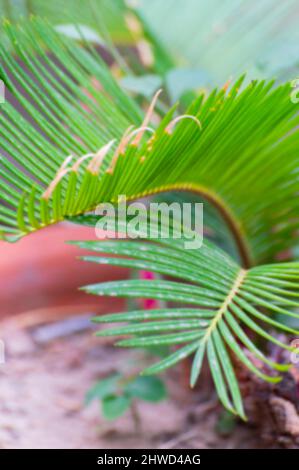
top-left (0, 313), bottom-right (263, 449)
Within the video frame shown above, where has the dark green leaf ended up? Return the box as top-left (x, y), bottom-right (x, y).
top-left (85, 374), bottom-right (121, 405)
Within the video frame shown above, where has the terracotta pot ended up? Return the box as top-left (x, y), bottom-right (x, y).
top-left (0, 222), bottom-right (128, 319)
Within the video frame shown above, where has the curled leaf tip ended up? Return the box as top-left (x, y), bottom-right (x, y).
top-left (131, 88), bottom-right (162, 146)
top-left (127, 126), bottom-right (155, 146)
top-left (72, 153), bottom-right (94, 173)
top-left (106, 125), bottom-right (134, 175)
top-left (165, 115), bottom-right (202, 134)
top-left (87, 139), bottom-right (116, 175)
top-left (222, 77), bottom-right (232, 92)
top-left (42, 155), bottom-right (73, 200)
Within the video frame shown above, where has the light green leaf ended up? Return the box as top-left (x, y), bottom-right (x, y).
top-left (190, 342), bottom-right (205, 388)
top-left (207, 338), bottom-right (234, 414)
top-left (126, 376), bottom-right (167, 402)
top-left (85, 374), bottom-right (121, 405)
top-left (212, 329), bottom-right (245, 420)
top-left (102, 394), bottom-right (131, 420)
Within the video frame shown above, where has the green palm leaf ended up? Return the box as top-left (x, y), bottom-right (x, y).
top-left (1, 20), bottom-right (299, 266)
top-left (71, 215), bottom-right (299, 418)
top-left (1, 20), bottom-right (299, 418)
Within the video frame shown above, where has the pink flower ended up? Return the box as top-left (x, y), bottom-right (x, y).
top-left (139, 270), bottom-right (160, 310)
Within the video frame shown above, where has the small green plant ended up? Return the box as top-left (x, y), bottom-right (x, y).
top-left (86, 373), bottom-right (167, 424)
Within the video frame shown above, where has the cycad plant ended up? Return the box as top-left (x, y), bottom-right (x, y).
top-left (1, 17), bottom-right (299, 421)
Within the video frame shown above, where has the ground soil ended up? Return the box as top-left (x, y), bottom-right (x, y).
top-left (0, 313), bottom-right (263, 449)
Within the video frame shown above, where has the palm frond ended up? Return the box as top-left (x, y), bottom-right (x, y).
top-left (71, 215), bottom-right (299, 418)
top-left (0, 18), bottom-right (142, 237)
top-left (138, 0), bottom-right (299, 83)
top-left (1, 20), bottom-right (299, 265)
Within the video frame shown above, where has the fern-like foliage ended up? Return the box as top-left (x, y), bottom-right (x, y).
top-left (0, 18), bottom-right (142, 237)
top-left (71, 215), bottom-right (299, 418)
top-left (1, 21), bottom-right (299, 266)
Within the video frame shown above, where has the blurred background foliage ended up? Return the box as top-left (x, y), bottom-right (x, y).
top-left (1, 0), bottom-right (299, 87)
